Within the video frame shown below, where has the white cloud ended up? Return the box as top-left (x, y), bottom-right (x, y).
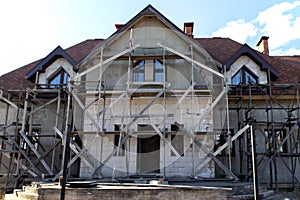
top-left (271, 47), bottom-right (300, 56)
top-left (255, 1), bottom-right (300, 50)
top-left (210, 1), bottom-right (300, 54)
top-left (211, 19), bottom-right (257, 44)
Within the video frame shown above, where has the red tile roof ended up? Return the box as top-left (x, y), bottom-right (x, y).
top-left (194, 37), bottom-right (242, 63)
top-left (0, 39), bottom-right (103, 94)
top-left (195, 37), bottom-right (300, 85)
top-left (0, 37), bottom-right (299, 96)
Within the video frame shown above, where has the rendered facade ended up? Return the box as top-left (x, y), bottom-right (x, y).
top-left (0, 5), bottom-right (299, 191)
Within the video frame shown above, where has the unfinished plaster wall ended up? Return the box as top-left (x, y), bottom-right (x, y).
top-left (79, 95), bottom-right (214, 178)
top-left (225, 56), bottom-right (268, 84)
top-left (38, 58), bottom-right (75, 84)
top-left (75, 14), bottom-right (222, 179)
top-left (228, 99), bottom-right (300, 183)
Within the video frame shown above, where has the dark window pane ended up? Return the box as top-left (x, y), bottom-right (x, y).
top-left (114, 134), bottom-right (125, 156)
top-left (171, 135), bottom-right (184, 156)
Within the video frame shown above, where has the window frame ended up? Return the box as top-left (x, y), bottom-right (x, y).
top-left (153, 60), bottom-right (165, 82)
top-left (133, 60), bottom-right (145, 82)
top-left (132, 59), bottom-right (165, 82)
top-left (214, 129), bottom-right (236, 157)
top-left (113, 134), bottom-right (125, 156)
top-left (231, 66), bottom-right (258, 85)
top-left (48, 68), bottom-right (69, 88)
top-left (171, 134), bottom-right (184, 157)
top-left (264, 129), bottom-right (288, 153)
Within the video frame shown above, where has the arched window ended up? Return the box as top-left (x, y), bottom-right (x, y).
top-left (48, 69), bottom-right (69, 88)
top-left (231, 66), bottom-right (258, 85)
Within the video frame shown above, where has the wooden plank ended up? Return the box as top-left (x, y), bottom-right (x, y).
top-left (0, 91), bottom-right (18, 109)
top-left (19, 130), bottom-right (53, 175)
top-left (157, 43), bottom-right (224, 78)
top-left (195, 125), bottom-right (250, 172)
top-left (71, 90), bottom-right (103, 132)
top-left (92, 89), bottom-right (164, 176)
top-left (2, 153), bottom-right (38, 177)
top-left (27, 97), bottom-right (58, 116)
top-left (0, 126), bottom-right (41, 176)
top-left (150, 124), bottom-right (181, 158)
top-left (74, 44), bottom-right (140, 79)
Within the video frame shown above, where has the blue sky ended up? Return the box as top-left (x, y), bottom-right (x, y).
top-left (0, 0), bottom-right (300, 75)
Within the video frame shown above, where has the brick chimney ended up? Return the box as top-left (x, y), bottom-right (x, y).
top-left (184, 22), bottom-right (194, 38)
top-left (115, 24), bottom-right (124, 30)
top-left (256, 36), bottom-right (269, 55)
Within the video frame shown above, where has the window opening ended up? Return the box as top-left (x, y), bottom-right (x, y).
top-left (264, 129), bottom-right (288, 153)
top-left (133, 59), bottom-right (165, 82)
top-left (48, 69), bottom-right (69, 88)
top-left (133, 60), bottom-right (145, 82)
top-left (214, 129), bottom-right (236, 157)
top-left (114, 134), bottom-right (125, 156)
top-left (20, 129), bottom-right (40, 156)
top-left (171, 135), bottom-right (184, 156)
top-left (154, 60), bottom-right (164, 82)
top-left (231, 66), bottom-right (258, 85)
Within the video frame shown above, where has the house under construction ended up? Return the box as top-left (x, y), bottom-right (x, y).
top-left (0, 5), bottom-right (299, 199)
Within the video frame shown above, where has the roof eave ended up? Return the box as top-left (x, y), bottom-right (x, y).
top-left (25, 46), bottom-right (76, 81)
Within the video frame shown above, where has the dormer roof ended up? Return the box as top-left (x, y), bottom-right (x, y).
top-left (25, 46), bottom-right (76, 81)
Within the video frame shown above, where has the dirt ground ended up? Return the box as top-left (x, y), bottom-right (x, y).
top-left (277, 187), bottom-right (300, 200)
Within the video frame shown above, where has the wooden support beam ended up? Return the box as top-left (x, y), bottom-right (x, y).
top-left (0, 90), bottom-right (18, 109)
top-left (2, 153), bottom-right (38, 177)
top-left (192, 88), bottom-right (225, 131)
top-left (0, 126), bottom-right (41, 176)
top-left (74, 44), bottom-right (140, 79)
top-left (157, 43), bottom-right (224, 78)
top-left (19, 130), bottom-right (53, 175)
top-left (53, 127), bottom-right (95, 171)
top-left (186, 131), bottom-right (239, 180)
top-left (27, 97), bottom-right (58, 116)
top-left (195, 125), bottom-right (249, 172)
top-left (92, 89), bottom-right (164, 177)
top-left (150, 124), bottom-right (181, 157)
top-left (71, 90), bottom-right (103, 132)
top-left (98, 93), bottom-right (126, 115)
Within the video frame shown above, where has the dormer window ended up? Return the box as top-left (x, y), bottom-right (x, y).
top-left (231, 66), bottom-right (258, 85)
top-left (133, 59), bottom-right (165, 82)
top-left (48, 69), bottom-right (69, 88)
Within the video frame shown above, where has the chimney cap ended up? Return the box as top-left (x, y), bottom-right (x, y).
top-left (183, 22), bottom-right (194, 37)
top-left (115, 24), bottom-right (124, 30)
top-left (256, 36), bottom-right (269, 47)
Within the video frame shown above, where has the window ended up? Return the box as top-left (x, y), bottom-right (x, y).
top-left (264, 129), bottom-right (288, 153)
top-left (171, 135), bottom-right (184, 156)
top-left (133, 60), bottom-right (145, 82)
top-left (114, 134), bottom-right (125, 156)
top-left (231, 66), bottom-right (258, 85)
top-left (214, 129), bottom-right (235, 157)
top-left (132, 59), bottom-right (165, 82)
top-left (154, 60), bottom-right (164, 82)
top-left (170, 123), bottom-right (184, 156)
top-left (20, 129), bottom-right (40, 156)
top-left (48, 69), bottom-right (69, 88)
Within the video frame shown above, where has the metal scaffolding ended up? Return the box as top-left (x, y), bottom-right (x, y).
top-left (0, 27), bottom-right (299, 197)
